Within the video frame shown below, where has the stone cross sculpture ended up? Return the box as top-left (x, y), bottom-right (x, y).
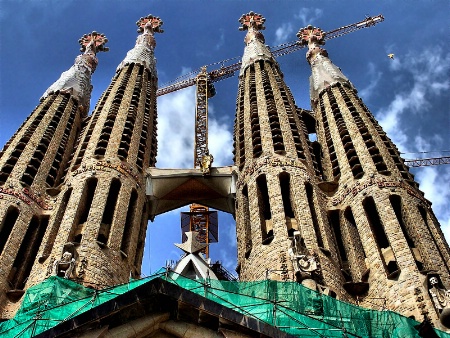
top-left (52, 251), bottom-right (75, 279)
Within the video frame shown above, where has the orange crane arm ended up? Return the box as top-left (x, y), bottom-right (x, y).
top-left (156, 14), bottom-right (384, 97)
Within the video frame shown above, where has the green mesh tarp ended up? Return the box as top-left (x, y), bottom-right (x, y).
top-left (1, 269), bottom-right (449, 337)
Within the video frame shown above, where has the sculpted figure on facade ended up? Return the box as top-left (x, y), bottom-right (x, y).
top-left (288, 231), bottom-right (321, 285)
top-left (428, 276), bottom-right (450, 312)
top-left (201, 153), bottom-right (214, 175)
top-left (52, 252), bottom-right (75, 279)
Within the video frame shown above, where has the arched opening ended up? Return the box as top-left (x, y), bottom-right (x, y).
top-left (390, 195), bottom-right (422, 270)
top-left (363, 197), bottom-right (399, 277)
top-left (0, 206), bottom-right (20, 256)
top-left (256, 175), bottom-right (273, 245)
top-left (121, 189), bottom-right (139, 255)
top-left (70, 178), bottom-right (97, 244)
top-left (305, 182), bottom-right (324, 248)
top-left (279, 172), bottom-right (297, 237)
top-left (98, 179), bottom-right (121, 245)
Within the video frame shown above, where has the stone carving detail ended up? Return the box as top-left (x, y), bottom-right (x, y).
top-left (288, 231), bottom-right (322, 284)
top-left (77, 257), bottom-right (88, 281)
top-left (52, 252), bottom-right (75, 279)
top-left (428, 276), bottom-right (450, 312)
top-left (117, 15), bottom-right (163, 73)
top-left (200, 153), bottom-right (214, 175)
top-left (46, 257), bottom-right (55, 277)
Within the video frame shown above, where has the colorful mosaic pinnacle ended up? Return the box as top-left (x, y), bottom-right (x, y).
top-left (78, 31), bottom-right (109, 53)
top-left (238, 11), bottom-right (266, 31)
top-left (137, 14), bottom-right (164, 34)
top-left (297, 25), bottom-right (326, 46)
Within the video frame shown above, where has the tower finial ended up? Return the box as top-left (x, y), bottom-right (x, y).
top-left (296, 25), bottom-right (327, 64)
top-left (238, 12), bottom-right (273, 75)
top-left (297, 25), bottom-right (326, 46)
top-left (78, 31), bottom-right (109, 54)
top-left (238, 11), bottom-right (266, 45)
top-left (41, 31), bottom-right (109, 112)
top-left (116, 14), bottom-right (163, 73)
top-left (136, 15), bottom-right (164, 34)
top-left (238, 11), bottom-right (266, 31)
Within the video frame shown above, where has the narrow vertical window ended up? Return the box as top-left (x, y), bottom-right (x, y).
top-left (389, 195), bottom-right (423, 270)
top-left (279, 172), bottom-right (297, 237)
top-left (242, 185), bottom-right (252, 257)
top-left (98, 179), bottom-right (121, 245)
top-left (305, 182), bottom-right (324, 248)
top-left (256, 175), bottom-right (273, 244)
top-left (70, 178), bottom-right (97, 243)
top-left (0, 207), bottom-right (20, 256)
top-left (41, 188), bottom-right (72, 260)
top-left (363, 197), bottom-right (399, 277)
top-left (121, 189), bottom-right (138, 255)
top-left (9, 216), bottom-right (48, 290)
top-left (328, 210), bottom-right (349, 279)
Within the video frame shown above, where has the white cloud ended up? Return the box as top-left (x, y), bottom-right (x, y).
top-left (359, 62), bottom-right (382, 101)
top-left (294, 8), bottom-right (323, 26)
top-left (415, 167), bottom-right (450, 241)
top-left (156, 76), bottom-right (233, 169)
top-left (376, 46), bottom-right (450, 152)
top-left (273, 8), bottom-right (323, 45)
top-left (374, 46), bottom-right (450, 243)
top-left (274, 23), bottom-right (294, 45)
top-left (216, 29), bottom-right (225, 50)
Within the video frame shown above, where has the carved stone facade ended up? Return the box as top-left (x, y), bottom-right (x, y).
top-left (232, 14), bottom-right (450, 332)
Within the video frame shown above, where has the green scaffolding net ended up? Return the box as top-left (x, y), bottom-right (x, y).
top-left (1, 269), bottom-right (449, 338)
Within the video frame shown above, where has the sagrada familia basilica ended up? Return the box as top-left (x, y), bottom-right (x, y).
top-left (0, 11), bottom-right (449, 337)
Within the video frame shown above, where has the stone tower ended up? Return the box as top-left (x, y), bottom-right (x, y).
top-left (233, 12), bottom-right (349, 298)
top-left (21, 15), bottom-right (163, 292)
top-left (0, 32), bottom-right (108, 316)
top-left (298, 25), bottom-right (450, 328)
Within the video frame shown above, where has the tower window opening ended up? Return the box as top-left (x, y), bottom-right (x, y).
top-left (363, 197), bottom-right (399, 276)
top-left (133, 215), bottom-right (148, 274)
top-left (279, 173), bottom-right (297, 238)
top-left (70, 178), bottom-right (97, 243)
top-left (121, 189), bottom-right (138, 255)
top-left (0, 207), bottom-right (20, 256)
top-left (329, 210), bottom-right (349, 278)
top-left (9, 215), bottom-right (48, 290)
top-left (41, 188), bottom-right (72, 260)
top-left (305, 182), bottom-right (324, 248)
top-left (98, 179), bottom-right (121, 245)
top-left (242, 185), bottom-right (252, 257)
top-left (256, 175), bottom-right (273, 244)
top-left (391, 197), bottom-right (423, 269)
top-left (344, 207), bottom-right (366, 258)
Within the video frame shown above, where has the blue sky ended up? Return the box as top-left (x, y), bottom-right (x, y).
top-left (1, 0), bottom-right (449, 277)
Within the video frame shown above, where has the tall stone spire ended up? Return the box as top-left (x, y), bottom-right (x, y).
top-left (23, 15), bottom-right (163, 294)
top-left (0, 32), bottom-right (108, 319)
top-left (238, 12), bottom-right (272, 75)
top-left (42, 32), bottom-right (109, 112)
top-left (298, 24), bottom-right (450, 329)
top-left (233, 12), bottom-right (347, 300)
top-left (297, 26), bottom-right (351, 103)
top-left (117, 15), bottom-right (163, 73)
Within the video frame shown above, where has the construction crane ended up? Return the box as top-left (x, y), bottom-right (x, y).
top-left (404, 156), bottom-right (450, 168)
top-left (176, 15), bottom-right (386, 258)
top-left (156, 14), bottom-right (385, 97)
top-left (158, 14), bottom-right (385, 167)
